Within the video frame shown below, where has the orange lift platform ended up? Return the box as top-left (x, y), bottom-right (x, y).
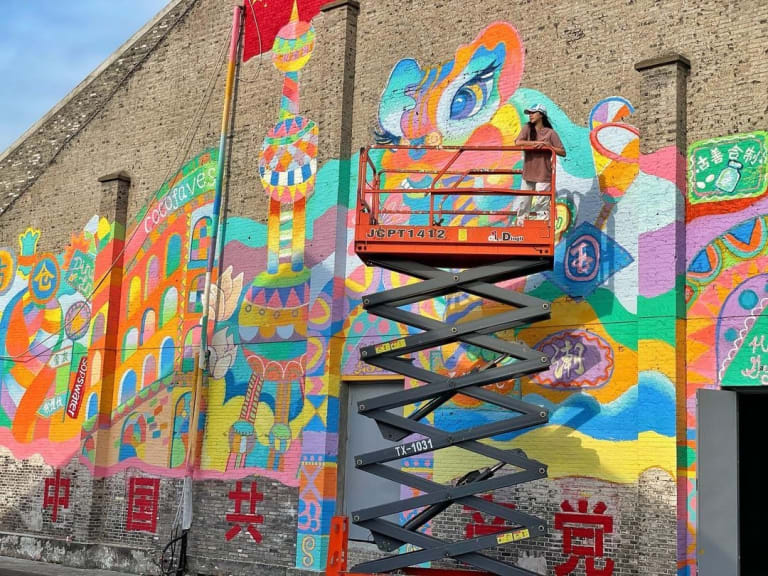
top-left (354, 145), bottom-right (556, 268)
top-left (330, 144), bottom-right (557, 576)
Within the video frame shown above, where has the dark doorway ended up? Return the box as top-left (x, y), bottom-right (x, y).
top-left (737, 391), bottom-right (768, 576)
top-left (698, 388), bottom-right (768, 576)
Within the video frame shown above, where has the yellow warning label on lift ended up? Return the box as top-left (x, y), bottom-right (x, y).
top-left (374, 339), bottom-right (406, 354)
top-left (496, 528), bottom-right (530, 545)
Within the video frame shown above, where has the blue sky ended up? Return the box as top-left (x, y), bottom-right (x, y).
top-left (0, 0), bottom-right (169, 152)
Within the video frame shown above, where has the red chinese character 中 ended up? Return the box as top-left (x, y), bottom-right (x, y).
top-left (463, 494), bottom-right (517, 538)
top-left (555, 499), bottom-right (614, 576)
top-left (225, 481), bottom-right (264, 543)
top-left (126, 477), bottom-right (160, 532)
top-left (43, 470), bottom-right (70, 523)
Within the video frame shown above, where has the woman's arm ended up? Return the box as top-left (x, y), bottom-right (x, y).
top-left (516, 140), bottom-right (555, 152)
top-left (516, 139), bottom-right (543, 147)
top-left (550, 131), bottom-right (566, 157)
top-left (515, 124), bottom-right (530, 146)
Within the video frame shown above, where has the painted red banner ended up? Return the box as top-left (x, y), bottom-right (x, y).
top-left (66, 356), bottom-right (88, 419)
top-left (242, 0), bottom-right (334, 62)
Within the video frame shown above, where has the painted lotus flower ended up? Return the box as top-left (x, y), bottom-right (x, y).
top-left (208, 265), bottom-right (244, 323)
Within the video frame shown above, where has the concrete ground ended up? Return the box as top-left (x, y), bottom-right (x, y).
top-left (0, 557), bottom-right (142, 576)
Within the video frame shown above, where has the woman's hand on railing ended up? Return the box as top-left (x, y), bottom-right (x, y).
top-left (516, 140), bottom-right (551, 150)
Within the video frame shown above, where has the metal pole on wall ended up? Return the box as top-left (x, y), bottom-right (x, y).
top-left (181, 2), bottom-right (242, 535)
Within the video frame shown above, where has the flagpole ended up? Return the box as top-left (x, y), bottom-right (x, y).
top-left (200, 4), bottom-right (243, 382)
top-left (181, 3), bottom-right (242, 536)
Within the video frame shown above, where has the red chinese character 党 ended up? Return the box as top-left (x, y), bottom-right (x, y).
top-left (225, 481), bottom-right (264, 543)
top-left (463, 494), bottom-right (517, 538)
top-left (43, 470), bottom-right (70, 523)
top-left (126, 477), bottom-right (160, 533)
top-left (554, 499), bottom-right (614, 576)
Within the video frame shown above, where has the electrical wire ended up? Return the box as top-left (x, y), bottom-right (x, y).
top-left (246, 0), bottom-right (263, 57)
top-left (238, 0), bottom-right (265, 84)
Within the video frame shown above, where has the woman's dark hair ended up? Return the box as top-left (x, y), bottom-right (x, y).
top-left (527, 116), bottom-right (553, 141)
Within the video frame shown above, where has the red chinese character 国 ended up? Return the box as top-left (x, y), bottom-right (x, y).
top-left (43, 470), bottom-right (70, 523)
top-left (554, 499), bottom-right (614, 576)
top-left (126, 477), bottom-right (160, 532)
top-left (225, 481), bottom-right (264, 543)
top-left (463, 494), bottom-right (517, 538)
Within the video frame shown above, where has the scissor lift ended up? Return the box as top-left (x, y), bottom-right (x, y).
top-left (328, 145), bottom-right (557, 576)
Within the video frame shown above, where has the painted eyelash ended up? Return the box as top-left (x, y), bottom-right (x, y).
top-left (462, 60), bottom-right (500, 85)
top-left (474, 61), bottom-right (500, 82)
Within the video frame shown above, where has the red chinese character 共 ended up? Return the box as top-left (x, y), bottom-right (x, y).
top-left (554, 499), bottom-right (614, 576)
top-left (463, 494), bottom-right (517, 538)
top-left (43, 470), bottom-right (70, 523)
top-left (225, 481), bottom-right (264, 543)
top-left (126, 477), bottom-right (160, 533)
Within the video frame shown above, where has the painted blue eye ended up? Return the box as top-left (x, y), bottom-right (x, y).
top-left (450, 86), bottom-right (481, 120)
top-left (449, 66), bottom-right (495, 120)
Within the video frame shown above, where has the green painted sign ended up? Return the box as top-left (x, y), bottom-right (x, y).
top-left (688, 131), bottom-right (768, 204)
top-left (65, 250), bottom-right (94, 296)
top-left (37, 391), bottom-right (68, 418)
top-left (722, 318), bottom-right (768, 387)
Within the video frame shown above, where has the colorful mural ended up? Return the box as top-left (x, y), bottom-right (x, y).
top-left (349, 22), bottom-right (677, 494)
top-left (6, 14), bottom-right (762, 576)
top-left (350, 20), bottom-right (679, 573)
top-left (684, 130), bottom-right (768, 576)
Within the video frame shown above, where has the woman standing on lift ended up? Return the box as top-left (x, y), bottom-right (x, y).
top-left (515, 103), bottom-right (566, 219)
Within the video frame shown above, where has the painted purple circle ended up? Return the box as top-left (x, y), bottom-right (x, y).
top-left (64, 300), bottom-right (92, 341)
top-left (532, 329), bottom-right (614, 389)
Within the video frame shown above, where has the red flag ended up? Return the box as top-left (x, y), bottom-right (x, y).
top-left (242, 0), bottom-right (334, 62)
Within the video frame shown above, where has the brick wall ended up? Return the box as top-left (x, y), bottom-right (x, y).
top-left (350, 0), bottom-right (768, 152)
